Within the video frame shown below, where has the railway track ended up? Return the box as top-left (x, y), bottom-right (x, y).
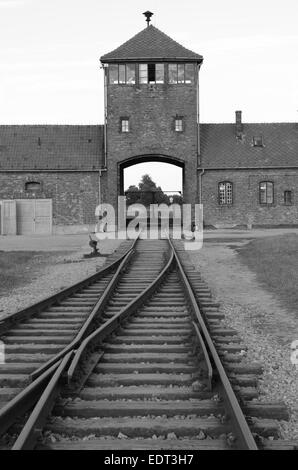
top-left (0, 236), bottom-right (296, 450)
top-left (0, 238), bottom-right (169, 408)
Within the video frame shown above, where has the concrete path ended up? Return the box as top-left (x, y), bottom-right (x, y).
top-left (1, 228), bottom-right (298, 251)
top-left (0, 234), bottom-right (121, 253)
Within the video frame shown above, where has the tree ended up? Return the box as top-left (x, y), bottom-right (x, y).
top-left (125, 174), bottom-right (177, 207)
top-left (138, 174), bottom-right (169, 206)
top-left (125, 185), bottom-right (141, 206)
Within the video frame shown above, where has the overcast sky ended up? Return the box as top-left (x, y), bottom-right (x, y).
top-left (1, 0), bottom-right (297, 190)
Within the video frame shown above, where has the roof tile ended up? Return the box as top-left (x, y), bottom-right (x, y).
top-left (0, 125), bottom-right (104, 170)
top-left (100, 25), bottom-right (203, 62)
top-left (200, 123), bottom-right (298, 168)
top-left (0, 123), bottom-right (297, 171)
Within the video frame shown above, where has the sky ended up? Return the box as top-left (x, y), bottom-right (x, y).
top-left (1, 0), bottom-right (298, 190)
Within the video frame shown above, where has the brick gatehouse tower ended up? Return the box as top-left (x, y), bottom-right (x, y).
top-left (99, 12), bottom-right (203, 226)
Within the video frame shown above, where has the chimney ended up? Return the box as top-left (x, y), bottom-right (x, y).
top-left (235, 110), bottom-right (243, 138)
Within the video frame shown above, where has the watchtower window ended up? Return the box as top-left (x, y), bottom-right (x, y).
top-left (119, 64), bottom-right (126, 84)
top-left (139, 64), bottom-right (164, 84)
top-left (168, 63), bottom-right (194, 84)
top-left (109, 64), bottom-right (136, 85)
top-left (148, 63), bottom-right (155, 82)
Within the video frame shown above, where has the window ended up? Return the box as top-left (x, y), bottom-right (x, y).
top-left (119, 64), bottom-right (126, 84)
top-left (109, 64), bottom-right (136, 84)
top-left (126, 64), bottom-right (136, 84)
top-left (168, 63), bottom-right (194, 84)
top-left (25, 181), bottom-right (41, 191)
top-left (284, 190), bottom-right (293, 205)
top-left (259, 182), bottom-right (274, 204)
top-left (120, 118), bottom-right (129, 133)
top-left (174, 118), bottom-right (183, 132)
top-left (168, 64), bottom-right (177, 84)
top-left (138, 63), bottom-right (164, 84)
top-left (218, 182), bottom-right (233, 205)
top-left (253, 136), bottom-right (264, 147)
top-left (139, 64), bottom-right (148, 84)
top-left (155, 64), bottom-right (164, 83)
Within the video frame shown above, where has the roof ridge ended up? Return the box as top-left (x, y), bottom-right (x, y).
top-left (201, 122), bottom-right (298, 125)
top-left (0, 124), bottom-right (104, 127)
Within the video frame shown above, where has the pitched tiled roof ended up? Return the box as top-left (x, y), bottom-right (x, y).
top-left (200, 123), bottom-right (298, 168)
top-left (100, 25), bottom-right (203, 62)
top-left (0, 123), bottom-right (297, 171)
top-left (0, 125), bottom-right (104, 170)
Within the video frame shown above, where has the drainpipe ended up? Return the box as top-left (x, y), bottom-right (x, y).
top-left (98, 169), bottom-right (102, 205)
top-left (196, 63), bottom-right (201, 165)
top-left (98, 62), bottom-right (108, 209)
top-left (102, 63), bottom-right (108, 168)
top-left (198, 168), bottom-right (205, 204)
top-left (98, 167), bottom-right (107, 205)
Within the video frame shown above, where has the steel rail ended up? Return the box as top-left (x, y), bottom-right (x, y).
top-left (30, 244), bottom-right (136, 382)
top-left (67, 247), bottom-right (175, 386)
top-left (4, 237), bottom-right (257, 450)
top-left (0, 360), bottom-right (61, 436)
top-left (12, 351), bottom-right (74, 450)
top-left (169, 237), bottom-right (258, 450)
top-left (0, 237), bottom-right (138, 439)
top-left (191, 321), bottom-right (213, 391)
top-left (7, 245), bottom-right (175, 450)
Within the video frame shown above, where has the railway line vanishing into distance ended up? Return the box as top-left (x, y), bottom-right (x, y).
top-left (0, 234), bottom-right (296, 451)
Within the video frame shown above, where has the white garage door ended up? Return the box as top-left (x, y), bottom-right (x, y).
top-left (0, 200), bottom-right (17, 235)
top-left (16, 199), bottom-right (52, 235)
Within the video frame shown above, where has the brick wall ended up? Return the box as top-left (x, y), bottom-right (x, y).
top-left (0, 172), bottom-right (99, 226)
top-left (105, 80), bottom-right (200, 213)
top-left (202, 170), bottom-right (298, 227)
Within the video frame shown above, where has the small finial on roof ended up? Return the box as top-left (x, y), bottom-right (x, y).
top-left (143, 11), bottom-right (153, 27)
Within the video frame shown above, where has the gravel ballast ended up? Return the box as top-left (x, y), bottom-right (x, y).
top-left (188, 242), bottom-right (298, 441)
top-left (0, 240), bottom-right (122, 320)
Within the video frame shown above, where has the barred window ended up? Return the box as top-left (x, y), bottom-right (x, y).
top-left (120, 118), bottom-right (129, 133)
top-left (218, 182), bottom-right (233, 205)
top-left (259, 181), bottom-right (274, 204)
top-left (175, 118), bottom-right (183, 132)
top-left (284, 190), bottom-right (292, 205)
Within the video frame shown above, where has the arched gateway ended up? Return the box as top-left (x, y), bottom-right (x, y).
top-left (119, 155), bottom-right (184, 197)
top-left (99, 15), bottom-right (203, 228)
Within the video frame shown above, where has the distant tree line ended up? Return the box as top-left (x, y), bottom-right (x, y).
top-left (125, 174), bottom-right (183, 206)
